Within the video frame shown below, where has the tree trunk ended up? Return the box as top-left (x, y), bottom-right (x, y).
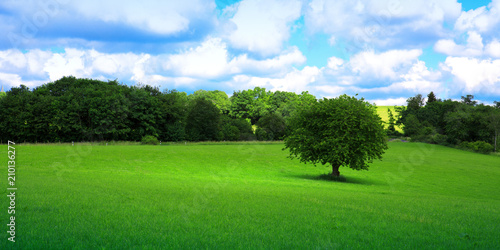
top-left (332, 164), bottom-right (340, 177)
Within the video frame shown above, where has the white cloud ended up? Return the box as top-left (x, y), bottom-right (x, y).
top-left (0, 72), bottom-right (43, 89)
top-left (43, 48), bottom-right (94, 81)
top-left (69, 0), bottom-right (215, 35)
top-left (353, 60), bottom-right (443, 98)
top-left (318, 50), bottom-right (443, 100)
top-left (305, 0), bottom-right (461, 50)
top-left (164, 38), bottom-right (230, 78)
top-left (314, 85), bottom-right (347, 97)
top-left (435, 31), bottom-right (500, 58)
top-left (442, 56), bottom-right (500, 95)
top-left (0, 41), bottom-right (306, 91)
top-left (368, 97), bottom-right (407, 106)
top-left (327, 57), bottom-right (344, 70)
top-left (434, 31), bottom-right (484, 57)
top-left (454, 0), bottom-right (500, 33)
top-left (163, 37), bottom-right (306, 79)
top-left (226, 0), bottom-right (302, 56)
top-left (230, 66), bottom-right (321, 94)
top-left (349, 49), bottom-right (422, 80)
top-left (485, 39), bottom-right (500, 58)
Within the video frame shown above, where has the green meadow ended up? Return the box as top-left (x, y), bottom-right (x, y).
top-left (1, 142), bottom-right (499, 249)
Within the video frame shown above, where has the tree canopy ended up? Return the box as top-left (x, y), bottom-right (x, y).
top-left (1, 77), bottom-right (498, 153)
top-left (284, 94), bottom-right (388, 177)
top-left (395, 92), bottom-right (499, 153)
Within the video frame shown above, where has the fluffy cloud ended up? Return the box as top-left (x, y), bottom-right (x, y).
top-left (485, 39), bottom-right (500, 58)
top-left (163, 37), bottom-right (306, 79)
top-left (435, 31), bottom-right (500, 58)
top-left (367, 97), bottom-right (407, 106)
top-left (305, 0), bottom-right (461, 50)
top-left (319, 49), bottom-right (443, 100)
top-left (455, 0), bottom-right (500, 33)
top-left (226, 0), bottom-right (302, 56)
top-left (74, 0), bottom-right (215, 35)
top-left (0, 38), bottom-right (306, 90)
top-left (442, 56), bottom-right (500, 95)
top-left (0, 0), bottom-right (217, 51)
top-left (230, 66), bottom-right (320, 93)
top-left (3, 0), bottom-right (215, 35)
top-left (349, 49), bottom-right (422, 80)
top-left (434, 31), bottom-right (483, 57)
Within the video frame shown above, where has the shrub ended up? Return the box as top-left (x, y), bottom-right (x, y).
top-left (430, 133), bottom-right (449, 146)
top-left (459, 141), bottom-right (493, 154)
top-left (220, 124), bottom-right (240, 141)
top-left (255, 127), bottom-right (269, 141)
top-left (141, 135), bottom-right (159, 145)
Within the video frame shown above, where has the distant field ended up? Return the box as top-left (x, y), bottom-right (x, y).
top-left (376, 105), bottom-right (403, 132)
top-left (1, 142), bottom-right (499, 248)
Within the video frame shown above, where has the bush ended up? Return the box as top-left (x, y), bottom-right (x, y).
top-left (430, 133), bottom-right (449, 146)
top-left (459, 141), bottom-right (493, 154)
top-left (255, 127), bottom-right (269, 141)
top-left (386, 129), bottom-right (403, 137)
top-left (221, 124), bottom-right (240, 141)
top-left (141, 135), bottom-right (159, 145)
top-left (256, 113), bottom-right (286, 141)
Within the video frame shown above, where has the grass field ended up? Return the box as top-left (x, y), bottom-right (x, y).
top-left (1, 142), bottom-right (499, 249)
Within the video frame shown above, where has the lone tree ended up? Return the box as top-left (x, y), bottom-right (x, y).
top-left (284, 94), bottom-right (388, 177)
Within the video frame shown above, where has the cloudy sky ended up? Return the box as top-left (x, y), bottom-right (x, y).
top-left (1, 0), bottom-right (499, 105)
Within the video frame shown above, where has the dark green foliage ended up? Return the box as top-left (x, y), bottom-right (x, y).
top-left (407, 94), bottom-right (425, 111)
top-left (459, 141), bottom-right (494, 154)
top-left (1, 77), bottom-right (170, 142)
top-left (284, 94), bottom-right (388, 176)
top-left (395, 92), bottom-right (499, 153)
top-left (461, 95), bottom-right (477, 106)
top-left (229, 87), bottom-right (273, 124)
top-left (127, 86), bottom-right (161, 141)
top-left (385, 108), bottom-right (403, 137)
top-left (229, 87), bottom-right (316, 125)
top-left (158, 89), bottom-right (188, 142)
top-left (427, 91), bottom-right (437, 104)
top-left (489, 109), bottom-right (500, 152)
top-left (219, 116), bottom-right (253, 141)
top-left (0, 77), bottom-right (311, 143)
top-left (403, 114), bottom-right (422, 136)
top-left (3, 77), bottom-right (498, 147)
top-left (256, 113), bottom-right (286, 141)
top-left (189, 90), bottom-right (230, 114)
top-left (163, 121), bottom-right (186, 142)
top-left (387, 109), bottom-right (396, 132)
top-left (186, 98), bottom-right (220, 141)
top-left (141, 135), bottom-right (160, 145)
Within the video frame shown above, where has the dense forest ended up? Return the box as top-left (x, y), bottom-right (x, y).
top-left (392, 92), bottom-right (500, 153)
top-left (0, 77), bottom-right (498, 153)
top-left (0, 76), bottom-right (316, 143)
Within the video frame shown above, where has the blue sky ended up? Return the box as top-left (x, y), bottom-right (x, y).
top-left (1, 0), bottom-right (499, 105)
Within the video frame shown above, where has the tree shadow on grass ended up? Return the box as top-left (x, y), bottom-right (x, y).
top-left (290, 173), bottom-right (379, 185)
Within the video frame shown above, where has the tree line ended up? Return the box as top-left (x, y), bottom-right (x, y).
top-left (0, 76), bottom-right (316, 143)
top-left (393, 92), bottom-right (500, 153)
top-left (1, 77), bottom-right (498, 153)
